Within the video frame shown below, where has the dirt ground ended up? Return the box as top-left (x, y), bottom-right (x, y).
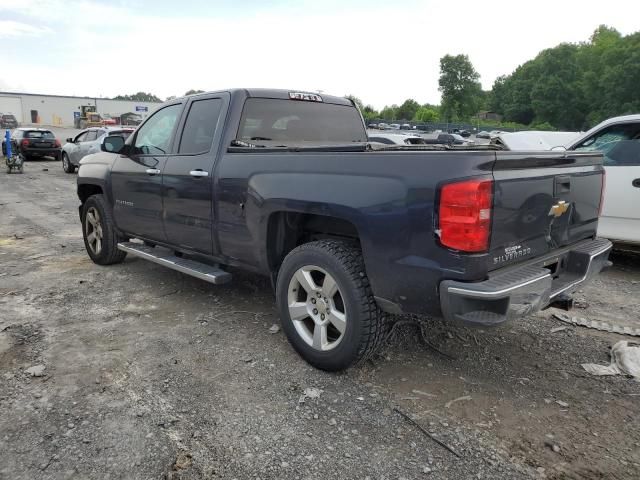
top-left (1, 156), bottom-right (639, 480)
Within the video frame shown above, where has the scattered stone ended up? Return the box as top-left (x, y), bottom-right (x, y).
top-left (172, 451), bottom-right (193, 470)
top-left (268, 324), bottom-right (280, 334)
top-left (551, 326), bottom-right (569, 334)
top-left (423, 466), bottom-right (432, 474)
top-left (281, 461), bottom-right (289, 467)
top-left (544, 441), bottom-right (561, 453)
top-left (26, 365), bottom-right (46, 377)
top-left (556, 400), bottom-right (569, 408)
top-left (328, 418), bottom-right (337, 426)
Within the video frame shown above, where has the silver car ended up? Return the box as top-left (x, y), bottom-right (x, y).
top-left (61, 127), bottom-right (134, 173)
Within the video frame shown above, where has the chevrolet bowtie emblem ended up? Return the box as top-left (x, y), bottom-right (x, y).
top-left (549, 200), bottom-right (570, 217)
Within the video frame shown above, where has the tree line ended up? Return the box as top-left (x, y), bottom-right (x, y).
top-left (354, 25), bottom-right (639, 130)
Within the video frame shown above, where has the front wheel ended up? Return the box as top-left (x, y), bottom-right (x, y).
top-left (62, 153), bottom-right (75, 173)
top-left (81, 194), bottom-right (127, 265)
top-left (276, 240), bottom-right (387, 371)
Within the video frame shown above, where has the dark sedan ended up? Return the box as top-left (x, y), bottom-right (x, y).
top-left (1, 114), bottom-right (18, 129)
top-left (10, 128), bottom-right (61, 160)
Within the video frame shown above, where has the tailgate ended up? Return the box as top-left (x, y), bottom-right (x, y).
top-left (489, 151), bottom-right (604, 271)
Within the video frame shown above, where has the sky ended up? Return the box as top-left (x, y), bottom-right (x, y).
top-left (0, 0), bottom-right (638, 110)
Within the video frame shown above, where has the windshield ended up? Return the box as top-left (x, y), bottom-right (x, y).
top-left (573, 123), bottom-right (640, 165)
top-left (25, 131), bottom-right (55, 139)
top-left (237, 98), bottom-right (366, 144)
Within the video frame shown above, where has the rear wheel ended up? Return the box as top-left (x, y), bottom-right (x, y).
top-left (81, 194), bottom-right (127, 265)
top-left (276, 240), bottom-right (387, 371)
top-left (62, 153), bottom-right (75, 173)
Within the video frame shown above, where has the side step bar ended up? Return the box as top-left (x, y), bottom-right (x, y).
top-left (117, 242), bottom-right (232, 285)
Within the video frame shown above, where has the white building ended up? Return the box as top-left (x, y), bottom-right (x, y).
top-left (0, 91), bottom-right (162, 127)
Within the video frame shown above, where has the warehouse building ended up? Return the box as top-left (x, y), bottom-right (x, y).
top-left (0, 91), bottom-right (161, 128)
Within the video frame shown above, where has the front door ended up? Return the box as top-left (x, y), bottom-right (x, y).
top-left (110, 103), bottom-right (183, 241)
top-left (69, 130), bottom-right (88, 165)
top-left (162, 96), bottom-right (227, 254)
top-left (572, 121), bottom-right (640, 244)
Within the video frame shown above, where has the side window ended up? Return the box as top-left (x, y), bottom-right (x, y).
top-left (178, 99), bottom-right (223, 155)
top-left (574, 123), bottom-right (640, 166)
top-left (134, 104), bottom-right (182, 155)
top-left (74, 132), bottom-right (88, 143)
top-left (84, 131), bottom-right (98, 142)
top-left (368, 136), bottom-right (394, 145)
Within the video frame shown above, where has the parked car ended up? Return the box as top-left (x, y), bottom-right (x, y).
top-left (458, 130), bottom-right (471, 138)
top-left (389, 123), bottom-right (401, 130)
top-left (400, 123), bottom-right (411, 130)
top-left (61, 127), bottom-right (134, 173)
top-left (567, 114), bottom-right (640, 248)
top-left (377, 122), bottom-right (389, 130)
top-left (476, 131), bottom-right (491, 139)
top-left (367, 123), bottom-right (378, 129)
top-left (5, 128), bottom-right (61, 160)
top-left (422, 133), bottom-right (475, 146)
top-left (368, 132), bottom-right (427, 145)
top-left (76, 88), bottom-right (610, 371)
top-left (1, 114), bottom-right (19, 129)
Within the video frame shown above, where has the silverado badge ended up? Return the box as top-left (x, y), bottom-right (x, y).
top-left (549, 200), bottom-right (570, 218)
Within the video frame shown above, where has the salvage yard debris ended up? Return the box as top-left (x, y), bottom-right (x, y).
top-left (553, 312), bottom-right (640, 337)
top-left (581, 341), bottom-right (640, 379)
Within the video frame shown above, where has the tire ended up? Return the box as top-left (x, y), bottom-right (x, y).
top-left (276, 240), bottom-right (387, 371)
top-left (62, 153), bottom-right (75, 173)
top-left (81, 194), bottom-right (127, 265)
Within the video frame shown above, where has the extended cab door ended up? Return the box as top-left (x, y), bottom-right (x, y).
top-left (571, 121), bottom-right (640, 244)
top-left (162, 94), bottom-right (228, 254)
top-left (110, 103), bottom-right (183, 241)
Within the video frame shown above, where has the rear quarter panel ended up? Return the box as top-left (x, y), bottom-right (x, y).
top-left (214, 150), bottom-right (497, 314)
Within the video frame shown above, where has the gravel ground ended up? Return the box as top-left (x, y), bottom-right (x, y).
top-left (1, 157), bottom-right (639, 480)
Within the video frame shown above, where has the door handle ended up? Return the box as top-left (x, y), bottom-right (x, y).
top-left (633, 178), bottom-right (640, 188)
top-left (190, 170), bottom-right (209, 178)
top-left (145, 168), bottom-right (161, 175)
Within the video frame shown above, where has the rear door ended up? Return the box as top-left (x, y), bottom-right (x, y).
top-left (162, 94), bottom-right (228, 254)
top-left (489, 151), bottom-right (603, 270)
top-left (110, 103), bottom-right (183, 241)
top-left (571, 121), bottom-right (640, 244)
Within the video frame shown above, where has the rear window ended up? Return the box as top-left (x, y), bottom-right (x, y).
top-left (25, 131), bottom-right (54, 139)
top-left (237, 98), bottom-right (366, 144)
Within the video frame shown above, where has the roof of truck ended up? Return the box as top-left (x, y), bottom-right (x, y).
top-left (183, 88), bottom-right (354, 106)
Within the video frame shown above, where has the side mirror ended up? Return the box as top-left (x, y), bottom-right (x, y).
top-left (102, 135), bottom-right (125, 153)
top-left (66, 137), bottom-right (73, 143)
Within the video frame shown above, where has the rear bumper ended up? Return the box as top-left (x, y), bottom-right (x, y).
top-left (439, 238), bottom-right (612, 326)
top-left (23, 148), bottom-right (61, 158)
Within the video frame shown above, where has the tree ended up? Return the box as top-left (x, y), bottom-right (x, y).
top-left (396, 99), bottom-right (420, 121)
top-left (113, 92), bottom-right (162, 102)
top-left (438, 54), bottom-right (483, 121)
top-left (361, 105), bottom-right (379, 121)
top-left (413, 106), bottom-right (439, 123)
top-left (379, 105), bottom-right (399, 121)
top-left (185, 89), bottom-right (205, 96)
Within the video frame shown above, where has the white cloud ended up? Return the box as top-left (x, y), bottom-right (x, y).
top-left (0, 20), bottom-right (51, 38)
top-left (0, 0), bottom-right (639, 108)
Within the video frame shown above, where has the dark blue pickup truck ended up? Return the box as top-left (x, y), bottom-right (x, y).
top-left (76, 89), bottom-right (611, 370)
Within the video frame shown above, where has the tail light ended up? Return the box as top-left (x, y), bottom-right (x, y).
top-left (21, 139), bottom-right (29, 148)
top-left (598, 169), bottom-right (606, 216)
top-left (54, 139), bottom-right (61, 148)
top-left (438, 179), bottom-right (493, 252)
